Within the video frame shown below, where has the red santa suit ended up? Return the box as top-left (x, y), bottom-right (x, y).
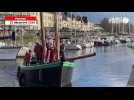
top-left (24, 51), bottom-right (32, 65)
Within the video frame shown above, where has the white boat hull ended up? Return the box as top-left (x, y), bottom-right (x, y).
top-left (81, 42), bottom-right (94, 48)
top-left (115, 40), bottom-right (121, 44)
top-left (65, 44), bottom-right (82, 50)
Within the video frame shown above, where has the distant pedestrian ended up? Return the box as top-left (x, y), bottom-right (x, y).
top-left (11, 31), bottom-right (16, 47)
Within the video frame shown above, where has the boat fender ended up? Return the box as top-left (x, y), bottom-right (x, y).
top-left (63, 61), bottom-right (75, 67)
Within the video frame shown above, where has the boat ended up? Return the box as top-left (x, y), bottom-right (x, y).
top-left (65, 39), bottom-right (82, 50)
top-left (81, 41), bottom-right (94, 49)
top-left (85, 42), bottom-right (91, 48)
top-left (115, 39), bottom-right (121, 44)
top-left (127, 42), bottom-right (134, 49)
top-left (103, 40), bottom-right (112, 46)
top-left (119, 37), bottom-right (127, 43)
top-left (65, 44), bottom-right (82, 50)
top-left (94, 39), bottom-right (112, 47)
top-left (94, 40), bottom-right (103, 47)
top-left (17, 12), bottom-right (75, 87)
top-left (125, 37), bottom-right (132, 42)
top-left (17, 60), bottom-right (74, 87)
top-left (91, 41), bottom-right (94, 47)
top-left (120, 39), bottom-right (126, 43)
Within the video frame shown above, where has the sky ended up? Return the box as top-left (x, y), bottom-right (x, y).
top-left (79, 12), bottom-right (134, 24)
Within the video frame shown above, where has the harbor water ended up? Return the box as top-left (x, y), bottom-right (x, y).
top-left (0, 44), bottom-right (134, 87)
top-left (0, 49), bottom-right (19, 87)
top-left (72, 43), bottom-right (134, 87)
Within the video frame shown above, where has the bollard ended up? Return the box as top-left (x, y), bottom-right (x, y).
top-left (127, 65), bottom-right (134, 87)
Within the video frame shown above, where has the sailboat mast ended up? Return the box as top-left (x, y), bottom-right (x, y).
top-left (119, 14), bottom-right (121, 34)
top-left (114, 16), bottom-right (115, 34)
top-left (133, 17), bottom-right (134, 33)
top-left (122, 15), bottom-right (124, 34)
top-left (129, 16), bottom-right (131, 34)
top-left (55, 12), bottom-right (60, 60)
top-left (111, 16), bottom-right (113, 34)
top-left (40, 12), bottom-right (45, 47)
top-left (40, 12), bottom-right (46, 62)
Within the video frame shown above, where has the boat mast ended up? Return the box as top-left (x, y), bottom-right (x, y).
top-left (40, 12), bottom-right (46, 62)
top-left (115, 16), bottom-right (118, 36)
top-left (75, 13), bottom-right (77, 45)
top-left (129, 16), bottom-right (131, 34)
top-left (133, 17), bottom-right (134, 33)
top-left (20, 12), bottom-right (24, 46)
top-left (113, 16), bottom-right (116, 34)
top-left (122, 14), bottom-right (124, 35)
top-left (119, 13), bottom-right (121, 34)
top-left (55, 12), bottom-right (60, 60)
top-left (111, 16), bottom-right (113, 34)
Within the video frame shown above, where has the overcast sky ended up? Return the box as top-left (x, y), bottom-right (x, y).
top-left (79, 12), bottom-right (134, 24)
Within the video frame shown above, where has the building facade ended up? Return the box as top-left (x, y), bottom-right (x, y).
top-left (0, 12), bottom-right (95, 32)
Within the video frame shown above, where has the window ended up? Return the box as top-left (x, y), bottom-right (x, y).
top-left (45, 16), bottom-right (48, 20)
top-left (32, 12), bottom-right (34, 15)
top-left (49, 16), bottom-right (51, 20)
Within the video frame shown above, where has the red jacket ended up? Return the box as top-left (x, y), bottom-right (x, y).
top-left (49, 47), bottom-right (57, 63)
top-left (24, 52), bottom-right (32, 62)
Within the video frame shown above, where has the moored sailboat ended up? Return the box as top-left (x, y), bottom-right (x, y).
top-left (17, 12), bottom-right (75, 87)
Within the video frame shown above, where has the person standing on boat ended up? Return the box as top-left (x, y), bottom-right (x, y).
top-left (45, 37), bottom-right (54, 63)
top-left (49, 39), bottom-right (57, 63)
top-left (24, 49), bottom-right (32, 66)
top-left (34, 42), bottom-right (43, 63)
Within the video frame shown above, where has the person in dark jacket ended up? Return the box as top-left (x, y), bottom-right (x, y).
top-left (34, 42), bottom-right (43, 63)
